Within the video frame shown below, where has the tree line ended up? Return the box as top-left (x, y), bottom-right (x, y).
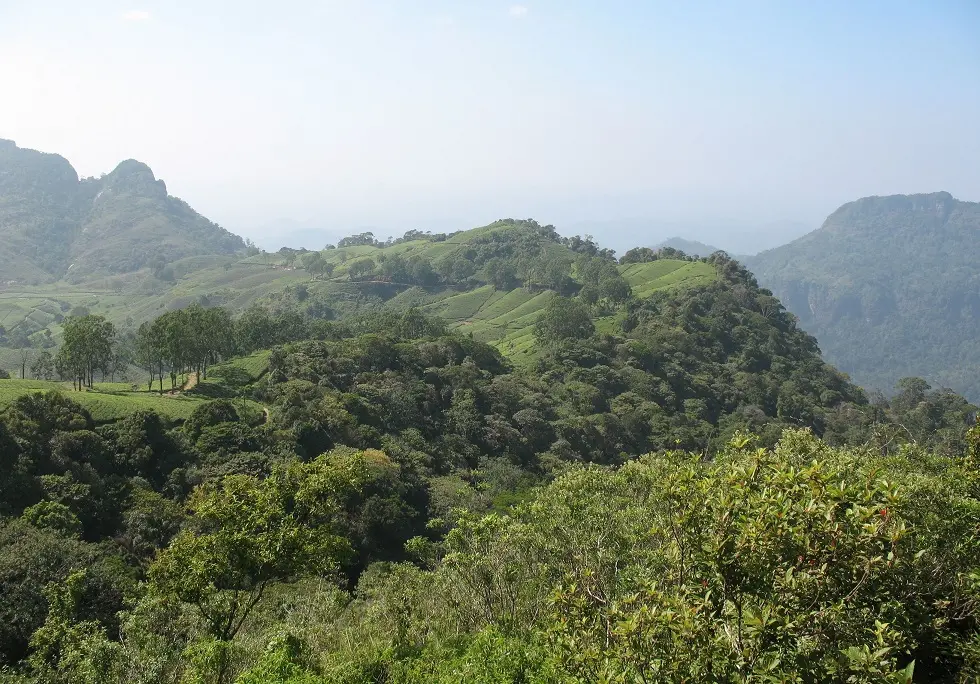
top-left (39, 303), bottom-right (327, 393)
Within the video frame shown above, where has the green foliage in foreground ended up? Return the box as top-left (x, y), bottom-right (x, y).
top-left (6, 428), bottom-right (980, 682)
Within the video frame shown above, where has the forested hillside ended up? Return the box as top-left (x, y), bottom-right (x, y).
top-left (747, 192), bottom-right (980, 401)
top-left (1, 222), bottom-right (979, 680)
top-left (0, 140), bottom-right (244, 283)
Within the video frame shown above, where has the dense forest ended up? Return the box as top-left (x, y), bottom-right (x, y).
top-left (1, 222), bottom-right (979, 682)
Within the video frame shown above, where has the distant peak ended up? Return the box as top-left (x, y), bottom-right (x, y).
top-left (825, 191), bottom-right (961, 224)
top-left (109, 159), bottom-right (156, 178)
top-left (103, 159), bottom-right (167, 196)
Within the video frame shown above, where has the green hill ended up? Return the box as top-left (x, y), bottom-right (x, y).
top-left (0, 140), bottom-right (244, 284)
top-left (0, 216), bottom-right (718, 375)
top-left (746, 191), bottom-right (980, 401)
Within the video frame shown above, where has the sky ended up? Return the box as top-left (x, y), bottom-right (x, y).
top-left (1, 0), bottom-right (978, 252)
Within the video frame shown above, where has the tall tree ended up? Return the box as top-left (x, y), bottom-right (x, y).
top-left (30, 351), bottom-right (55, 380)
top-left (347, 258), bottom-right (375, 280)
top-left (535, 296), bottom-right (595, 344)
top-left (135, 321), bottom-right (166, 393)
top-left (18, 347), bottom-right (32, 380)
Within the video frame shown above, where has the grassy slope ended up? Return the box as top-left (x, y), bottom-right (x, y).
top-left (0, 379), bottom-right (215, 422)
top-left (432, 260), bottom-right (716, 363)
top-left (0, 351), bottom-right (271, 423)
top-left (620, 261), bottom-right (716, 298)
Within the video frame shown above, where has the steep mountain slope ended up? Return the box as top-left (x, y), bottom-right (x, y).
top-left (0, 139), bottom-right (81, 281)
top-left (0, 140), bottom-right (244, 283)
top-left (746, 192), bottom-right (980, 401)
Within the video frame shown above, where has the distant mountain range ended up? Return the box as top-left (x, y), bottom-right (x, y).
top-left (566, 218), bottom-right (812, 256)
top-left (0, 139), bottom-right (244, 283)
top-left (746, 191), bottom-right (980, 402)
top-left (654, 237), bottom-right (723, 257)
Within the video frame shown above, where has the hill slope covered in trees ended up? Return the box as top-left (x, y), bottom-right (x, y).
top-left (0, 140), bottom-right (244, 284)
top-left (1, 209), bottom-right (979, 680)
top-left (746, 192), bottom-right (980, 402)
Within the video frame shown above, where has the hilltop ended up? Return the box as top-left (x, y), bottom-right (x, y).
top-left (746, 191), bottom-right (980, 401)
top-left (0, 139), bottom-right (244, 284)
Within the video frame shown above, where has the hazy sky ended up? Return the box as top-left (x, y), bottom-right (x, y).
top-left (1, 0), bottom-right (978, 248)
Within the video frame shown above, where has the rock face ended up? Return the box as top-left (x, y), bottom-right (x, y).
top-left (0, 141), bottom-right (245, 282)
top-left (745, 192), bottom-right (980, 401)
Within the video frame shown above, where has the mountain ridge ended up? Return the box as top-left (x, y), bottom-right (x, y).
top-left (0, 140), bottom-right (245, 283)
top-left (747, 191), bottom-right (980, 401)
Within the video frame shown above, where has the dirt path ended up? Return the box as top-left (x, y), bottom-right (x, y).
top-left (182, 372), bottom-right (200, 392)
top-left (164, 372), bottom-right (199, 397)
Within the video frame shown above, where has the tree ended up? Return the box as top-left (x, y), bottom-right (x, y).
top-left (148, 453), bottom-right (368, 682)
top-left (619, 246), bottom-right (658, 263)
top-left (184, 305), bottom-right (236, 380)
top-left (337, 232), bottom-right (379, 248)
top-left (154, 309), bottom-right (190, 391)
top-left (31, 350), bottom-right (55, 380)
top-left (535, 296), bottom-right (594, 343)
top-left (21, 501), bottom-right (82, 537)
top-left (598, 274), bottom-right (632, 305)
top-left (236, 306), bottom-right (278, 354)
top-left (542, 257), bottom-right (573, 294)
top-left (135, 321), bottom-right (166, 393)
top-left (25, 570), bottom-right (113, 682)
top-left (347, 258), bottom-right (375, 280)
top-left (485, 258), bottom-right (517, 290)
top-left (18, 347), bottom-right (32, 379)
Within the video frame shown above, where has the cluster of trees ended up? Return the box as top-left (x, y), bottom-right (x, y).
top-left (133, 305), bottom-right (235, 392)
top-left (0, 324), bottom-right (54, 350)
top-left (0, 385), bottom-right (429, 680)
top-left (55, 315), bottom-right (115, 390)
top-left (298, 221), bottom-right (631, 298)
top-left (334, 229), bottom-right (454, 250)
top-left (21, 303), bottom-right (336, 391)
top-left (619, 244), bottom-right (702, 264)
